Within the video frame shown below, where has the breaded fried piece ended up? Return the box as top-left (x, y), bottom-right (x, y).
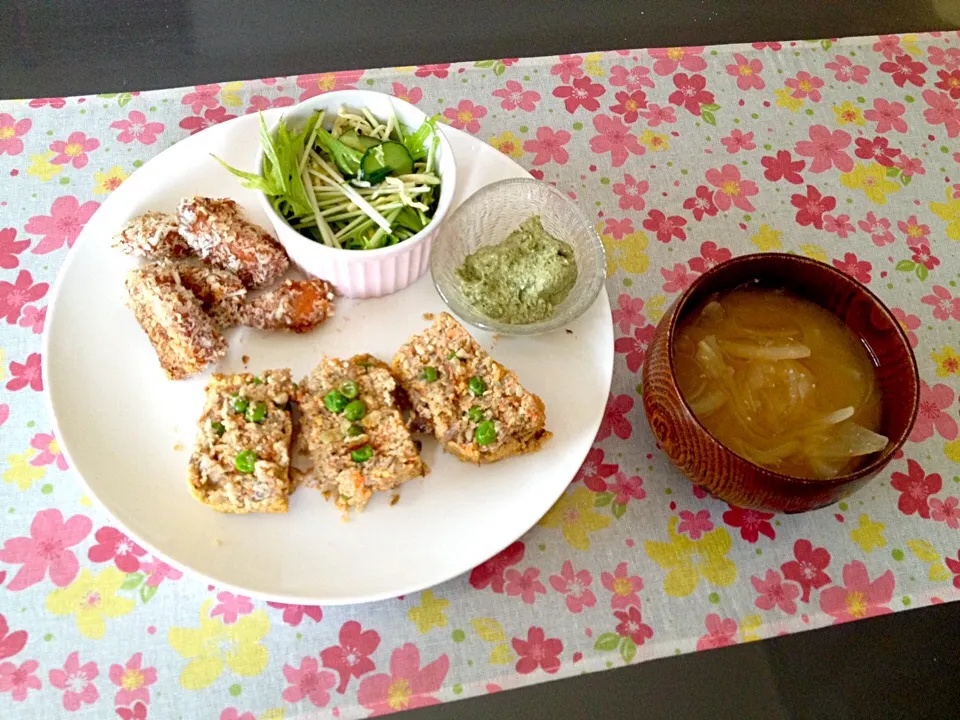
top-left (113, 211), bottom-right (193, 259)
top-left (173, 263), bottom-right (247, 327)
top-left (392, 313), bottom-right (550, 464)
top-left (176, 196), bottom-right (289, 289)
top-left (189, 370), bottom-right (295, 513)
top-left (298, 354), bottom-right (426, 511)
top-left (237, 278), bottom-right (336, 333)
top-left (126, 263), bottom-right (228, 380)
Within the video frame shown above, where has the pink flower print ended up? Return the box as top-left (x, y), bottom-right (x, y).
top-left (110, 110), bottom-right (165, 145)
top-left (357, 644), bottom-right (449, 715)
top-left (610, 90), bottom-right (648, 124)
top-left (931, 497), bottom-right (960, 528)
top-left (512, 627), bottom-right (562, 675)
top-left (179, 106), bottom-right (238, 135)
top-left (320, 622), bottom-right (379, 695)
top-left (893, 154), bottom-right (925, 176)
top-left (443, 99), bottom-right (486, 134)
top-left (909, 382), bottom-right (958, 442)
top-left (25, 195), bottom-right (100, 255)
top-left (661, 263), bottom-right (699, 294)
top-left (643, 209), bottom-right (687, 243)
top-left (492, 80), bottom-right (540, 111)
top-left (140, 557), bottom-right (182, 586)
top-left (504, 567), bottom-right (547, 604)
top-left (210, 591), bottom-right (254, 624)
top-left (929, 45), bottom-right (960, 70)
top-left (752, 570), bottom-right (801, 614)
top-left (791, 185), bottom-right (836, 229)
top-left (0, 659), bottom-right (41, 702)
top-left (0, 228), bottom-right (29, 269)
top-left (109, 653), bottom-right (157, 707)
top-left (689, 241), bottom-right (732, 273)
top-left (858, 212), bottom-right (894, 246)
top-left (283, 657), bottom-right (336, 708)
top-left (794, 125), bottom-right (853, 173)
top-left (0, 114), bottom-right (31, 156)
top-left (823, 213), bottom-right (855, 239)
top-left (669, 73), bottom-right (714, 116)
top-left (873, 34), bottom-right (902, 60)
top-left (825, 55), bottom-right (870, 84)
top-left (752, 41), bottom-right (783, 51)
top-left (550, 54), bottom-right (584, 83)
top-left (598, 393), bottom-right (634, 441)
top-left (854, 136), bottom-right (901, 167)
top-left (761, 150), bottom-right (805, 184)
top-left (49, 131), bottom-right (99, 169)
top-left (726, 53), bottom-right (765, 90)
top-left (676, 509), bottom-right (713, 540)
top-left (922, 285), bottom-right (960, 321)
top-left (220, 709), bottom-right (256, 720)
top-left (29, 432), bottom-right (67, 470)
top-left (244, 95), bottom-right (295, 114)
top-left (549, 561), bottom-right (596, 613)
top-left (0, 615), bottom-right (27, 660)
top-left (553, 76), bottom-right (606, 113)
top-left (266, 602), bottom-right (323, 626)
top-left (820, 561), bottom-right (895, 623)
top-left (910, 243), bottom-right (940, 272)
top-left (832, 253), bottom-right (872, 284)
top-left (575, 447), bottom-right (618, 492)
top-left (6, 353), bottom-right (42, 392)
top-left (613, 173), bottom-right (649, 211)
top-left (615, 606), bottom-right (654, 646)
top-left (683, 185), bottom-right (719, 220)
top-left (648, 45), bottom-right (707, 75)
top-left (181, 84), bottom-right (221, 113)
top-left (603, 217), bottom-right (635, 240)
top-left (611, 472), bottom-right (646, 505)
top-left (296, 69), bottom-right (363, 100)
top-left (892, 307), bottom-right (920, 347)
top-left (0, 405), bottom-right (7, 429)
top-left (640, 103), bottom-right (677, 127)
top-left (782, 539), bottom-right (831, 603)
top-left (722, 505), bottom-right (776, 543)
top-left (601, 562), bottom-right (643, 609)
top-left (522, 127), bottom-right (570, 166)
top-left (865, 98), bottom-right (908, 133)
top-left (609, 64), bottom-right (655, 90)
top-left (0, 509), bottom-right (91, 590)
top-left (589, 114), bottom-right (643, 168)
top-left (414, 63), bottom-right (450, 79)
top-left (87, 526), bottom-right (147, 573)
top-left (391, 82), bottom-right (423, 105)
top-left (116, 703), bottom-right (148, 720)
top-left (49, 651), bottom-right (99, 711)
top-left (29, 97), bottom-right (67, 109)
top-left (0, 270), bottom-right (48, 324)
top-left (614, 323), bottom-right (656, 373)
top-left (785, 71), bottom-right (825, 102)
top-left (880, 53), bottom-right (927, 88)
top-left (19, 306), bottom-right (46, 334)
top-left (469, 541), bottom-right (524, 593)
top-left (721, 129), bottom-right (756, 154)
top-left (706, 164), bottom-right (759, 212)
top-left (891, 459), bottom-right (942, 519)
top-left (696, 614), bottom-right (738, 650)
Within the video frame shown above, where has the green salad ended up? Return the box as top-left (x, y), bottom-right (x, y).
top-left (216, 105), bottom-right (442, 250)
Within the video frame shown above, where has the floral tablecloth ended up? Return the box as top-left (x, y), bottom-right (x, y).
top-left (3, 31), bottom-right (960, 720)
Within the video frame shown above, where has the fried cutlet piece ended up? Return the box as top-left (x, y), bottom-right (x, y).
top-left (297, 354), bottom-right (426, 511)
top-left (391, 313), bottom-right (550, 464)
top-left (173, 262), bottom-right (247, 327)
top-left (113, 211), bottom-right (193, 259)
top-left (189, 370), bottom-right (296, 513)
top-left (237, 278), bottom-right (336, 333)
top-left (176, 196), bottom-right (289, 289)
top-left (125, 263), bottom-right (228, 380)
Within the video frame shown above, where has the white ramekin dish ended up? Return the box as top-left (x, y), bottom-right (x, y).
top-left (256, 90), bottom-right (457, 298)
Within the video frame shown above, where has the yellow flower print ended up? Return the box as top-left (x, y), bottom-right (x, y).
top-left (930, 186), bottom-right (960, 241)
top-left (798, 244), bottom-right (827, 262)
top-left (407, 590), bottom-right (450, 634)
top-left (220, 81), bottom-right (244, 108)
top-left (850, 514), bottom-right (886, 553)
top-left (900, 34), bottom-right (923, 56)
top-left (931, 347), bottom-right (960, 378)
top-left (832, 101), bottom-right (866, 126)
top-left (393, 66), bottom-right (416, 73)
top-left (945, 438), bottom-right (960, 463)
top-left (3, 450), bottom-right (46, 490)
top-left (775, 88), bottom-right (804, 112)
top-left (0, 348), bottom-right (5, 382)
top-left (259, 710), bottom-right (285, 720)
top-left (839, 162), bottom-right (900, 205)
top-left (740, 615), bottom-right (762, 642)
top-left (168, 600), bottom-right (269, 690)
top-left (93, 166), bottom-right (129, 195)
top-left (46, 567), bottom-right (135, 639)
top-left (645, 517), bottom-right (737, 597)
top-left (26, 151), bottom-right (63, 182)
top-left (487, 131), bottom-right (523, 159)
top-left (751, 224), bottom-right (783, 251)
top-left (584, 52), bottom-right (606, 77)
top-left (638, 130), bottom-right (670, 152)
top-left (645, 295), bottom-right (667, 323)
top-left (596, 222), bottom-right (650, 276)
top-left (539, 487), bottom-right (611, 551)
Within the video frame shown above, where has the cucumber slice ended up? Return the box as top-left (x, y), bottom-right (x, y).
top-left (360, 141), bottom-right (414, 183)
top-left (340, 129), bottom-right (381, 152)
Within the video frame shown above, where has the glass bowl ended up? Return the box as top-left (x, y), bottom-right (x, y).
top-left (430, 178), bottom-right (606, 335)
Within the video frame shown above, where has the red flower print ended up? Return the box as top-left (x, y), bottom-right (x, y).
top-left (210, 591), bottom-right (254, 624)
top-left (706, 164), bottom-right (758, 212)
top-left (469, 541), bottom-right (524, 593)
top-left (29, 97), bottom-right (67, 109)
top-left (6, 353), bottom-right (43, 392)
top-left (752, 570), bottom-right (801, 614)
top-left (549, 561), bottom-right (596, 613)
top-left (929, 46), bottom-right (960, 71)
top-left (613, 173), bottom-right (649, 211)
top-left (266, 602), bottom-right (322, 626)
top-left (109, 652), bottom-right (156, 707)
top-left (614, 323), bottom-right (656, 372)
top-left (610, 90), bottom-right (648, 123)
top-left (179, 106), bottom-right (238, 135)
top-left (668, 73), bottom-right (714, 116)
top-left (601, 562), bottom-right (643, 609)
top-left (832, 253), bottom-right (872, 283)
top-left (282, 657), bottom-right (336, 708)
top-left (781, 539), bottom-right (831, 603)
top-left (683, 184), bottom-right (719, 220)
top-left (357, 644), bottom-right (448, 715)
top-left (615, 606), bottom-right (653, 645)
top-left (825, 55), bottom-right (870, 84)
top-left (892, 307), bottom-right (920, 347)
top-left (116, 703), bottom-right (148, 720)
top-left (443, 99), bottom-right (487, 134)
top-left (910, 243), bottom-right (939, 271)
top-left (823, 213), bottom-right (855, 239)
top-left (921, 285), bottom-right (960, 321)
top-left (676, 509), bottom-right (713, 540)
top-left (947, 552), bottom-right (960, 591)
top-left (321, 620), bottom-right (380, 694)
top-left (49, 651), bottom-right (99, 711)
top-left (512, 627), bottom-right (563, 674)
top-left (0, 228), bottom-right (29, 269)
top-left (244, 95), bottom-right (296, 114)
top-left (893, 154), bottom-right (925, 176)
top-left (931, 497), bottom-right (960, 529)
top-left (791, 185), bottom-right (836, 229)
top-left (296, 69), bottom-right (363, 100)
top-left (391, 82), bottom-right (423, 105)
top-left (414, 63), bottom-right (450, 79)
top-left (785, 71), bottom-right (825, 101)
top-left (612, 294), bottom-right (646, 334)
top-left (492, 80), bottom-right (540, 112)
top-left (696, 614), bottom-right (738, 650)
top-left (934, 69), bottom-right (960, 99)
top-left (598, 393), bottom-right (634, 441)
top-left (25, 195), bottom-right (100, 255)
top-left (760, 150), bottom-right (805, 184)
top-left (820, 561), bottom-right (894, 623)
top-left (49, 131), bottom-right (99, 169)
top-left (0, 509), bottom-right (89, 591)
top-left (553, 76), bottom-right (606, 114)
top-left (661, 263), bottom-right (700, 294)
top-left (872, 34), bottom-right (902, 60)
top-left (19, 306), bottom-right (46, 335)
top-left (111, 110), bottom-right (165, 145)
top-left (720, 129), bottom-right (756, 154)
top-left (0, 615), bottom-right (27, 661)
top-left (0, 659), bottom-right (41, 702)
top-left (642, 209), bottom-right (687, 243)
top-left (689, 241), bottom-right (732, 274)
top-left (522, 127), bottom-right (570, 166)
top-left (794, 124), bottom-right (853, 173)
top-left (854, 136), bottom-right (901, 167)
top-left (640, 103), bottom-right (677, 127)
top-left (609, 64), bottom-right (655, 90)
top-left (603, 217), bottom-right (635, 240)
top-left (574, 447), bottom-right (619, 492)
top-left (879, 53), bottom-right (927, 88)
top-left (140, 557), bottom-right (182, 586)
top-left (87, 526), bottom-right (147, 573)
top-left (181, 84), bottom-right (221, 113)
top-left (909, 382), bottom-right (958, 442)
top-left (858, 212), bottom-right (894, 246)
top-left (726, 53), bottom-right (765, 90)
top-left (29, 432), bottom-right (67, 470)
top-left (504, 567), bottom-right (547, 604)
top-left (723, 505), bottom-right (775, 543)
top-left (0, 270), bottom-right (48, 324)
top-left (550, 54), bottom-right (584, 83)
top-left (648, 46), bottom-right (707, 75)
top-left (0, 114), bottom-right (31, 156)
top-left (611, 472), bottom-right (646, 505)
top-left (890, 459), bottom-right (942, 518)
top-left (864, 98), bottom-right (908, 133)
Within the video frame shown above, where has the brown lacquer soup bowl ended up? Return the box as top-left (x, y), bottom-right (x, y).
top-left (641, 253), bottom-right (919, 513)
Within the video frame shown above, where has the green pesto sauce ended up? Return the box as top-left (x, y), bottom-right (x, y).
top-left (455, 216), bottom-right (578, 324)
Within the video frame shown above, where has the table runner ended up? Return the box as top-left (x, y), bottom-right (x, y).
top-left (3, 31), bottom-right (960, 719)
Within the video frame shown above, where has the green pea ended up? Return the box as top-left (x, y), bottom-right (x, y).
top-left (475, 420), bottom-right (497, 446)
top-left (324, 390), bottom-right (349, 413)
top-left (232, 395), bottom-right (249, 414)
top-left (234, 450), bottom-right (257, 473)
top-left (468, 406), bottom-right (485, 423)
top-left (468, 376), bottom-right (487, 396)
top-left (211, 421), bottom-right (226, 437)
top-left (340, 380), bottom-right (359, 399)
top-left (245, 401), bottom-right (267, 423)
top-left (252, 377), bottom-right (263, 385)
top-left (421, 366), bottom-right (439, 383)
top-left (346, 423), bottom-right (365, 438)
top-left (343, 400), bottom-right (367, 422)
top-left (351, 444), bottom-right (374, 463)
top-left (447, 351), bottom-right (458, 360)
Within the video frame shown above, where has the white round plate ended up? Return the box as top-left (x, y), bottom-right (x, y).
top-left (44, 111), bottom-right (613, 604)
